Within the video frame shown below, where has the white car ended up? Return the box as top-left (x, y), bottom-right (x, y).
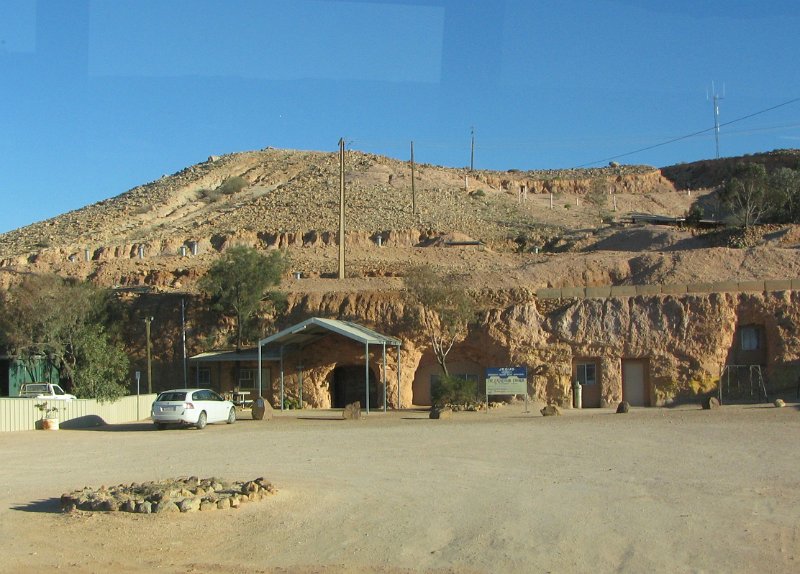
top-left (151, 388), bottom-right (236, 430)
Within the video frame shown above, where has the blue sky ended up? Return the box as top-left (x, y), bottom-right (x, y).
top-left (1, 0), bottom-right (799, 234)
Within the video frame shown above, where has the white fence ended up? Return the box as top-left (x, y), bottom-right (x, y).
top-left (0, 394), bottom-right (157, 432)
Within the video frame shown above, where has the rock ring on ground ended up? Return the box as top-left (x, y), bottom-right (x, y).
top-left (60, 476), bottom-right (277, 514)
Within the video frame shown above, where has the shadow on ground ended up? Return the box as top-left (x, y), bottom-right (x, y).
top-left (11, 497), bottom-right (63, 513)
top-left (62, 419), bottom-right (156, 432)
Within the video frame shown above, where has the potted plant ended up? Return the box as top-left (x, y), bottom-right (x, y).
top-left (34, 401), bottom-right (60, 430)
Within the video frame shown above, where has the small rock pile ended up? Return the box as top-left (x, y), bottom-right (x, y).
top-left (60, 476), bottom-right (276, 514)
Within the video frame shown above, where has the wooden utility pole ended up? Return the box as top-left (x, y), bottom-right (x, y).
top-left (410, 141), bottom-right (416, 216)
top-left (470, 127), bottom-right (475, 171)
top-left (338, 138), bottom-right (345, 280)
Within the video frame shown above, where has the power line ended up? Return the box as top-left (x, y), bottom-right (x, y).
top-left (576, 96), bottom-right (800, 168)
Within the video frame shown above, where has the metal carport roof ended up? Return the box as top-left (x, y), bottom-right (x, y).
top-left (257, 317), bottom-right (402, 413)
top-left (190, 349), bottom-right (281, 363)
top-left (258, 317), bottom-right (401, 349)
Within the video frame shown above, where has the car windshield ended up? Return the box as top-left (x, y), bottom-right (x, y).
top-left (157, 392), bottom-right (188, 402)
top-left (53, 385), bottom-right (65, 395)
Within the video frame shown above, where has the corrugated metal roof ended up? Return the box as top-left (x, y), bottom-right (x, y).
top-left (258, 317), bottom-right (401, 349)
top-left (189, 348), bottom-right (281, 362)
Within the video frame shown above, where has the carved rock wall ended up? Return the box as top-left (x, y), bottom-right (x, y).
top-left (278, 289), bottom-right (800, 408)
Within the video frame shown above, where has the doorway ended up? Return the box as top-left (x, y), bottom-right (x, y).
top-left (622, 359), bottom-right (649, 406)
top-left (574, 360), bottom-right (601, 408)
top-left (331, 365), bottom-right (379, 409)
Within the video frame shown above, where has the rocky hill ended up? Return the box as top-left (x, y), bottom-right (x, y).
top-left (3, 147), bottom-right (800, 405)
top-left (1, 148), bottom-right (799, 296)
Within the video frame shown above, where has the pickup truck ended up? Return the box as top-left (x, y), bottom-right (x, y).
top-left (18, 382), bottom-right (77, 400)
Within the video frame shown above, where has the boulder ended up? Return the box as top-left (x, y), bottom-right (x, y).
top-left (154, 500), bottom-right (179, 513)
top-left (178, 498), bottom-right (202, 513)
top-left (429, 406), bottom-right (453, 420)
top-left (773, 399), bottom-right (785, 408)
top-left (702, 396), bottom-right (720, 410)
top-left (616, 401), bottom-right (630, 414)
top-left (251, 397), bottom-right (274, 421)
top-left (540, 405), bottom-right (561, 417)
top-left (342, 401), bottom-right (361, 420)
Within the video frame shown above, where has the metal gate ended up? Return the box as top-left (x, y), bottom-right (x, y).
top-left (718, 364), bottom-right (768, 403)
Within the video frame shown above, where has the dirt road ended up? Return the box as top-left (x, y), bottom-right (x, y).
top-left (1, 404), bottom-right (798, 573)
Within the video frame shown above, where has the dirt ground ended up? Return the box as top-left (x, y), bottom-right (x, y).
top-left (1, 404), bottom-right (798, 573)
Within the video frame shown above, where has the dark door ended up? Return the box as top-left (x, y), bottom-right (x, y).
top-left (0, 359), bottom-right (8, 396)
top-left (331, 366), bottom-right (379, 408)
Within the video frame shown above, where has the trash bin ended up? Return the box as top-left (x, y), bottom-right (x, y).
top-left (573, 379), bottom-right (582, 409)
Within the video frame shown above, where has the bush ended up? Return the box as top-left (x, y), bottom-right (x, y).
top-left (431, 375), bottom-right (479, 408)
top-left (199, 188), bottom-right (222, 202)
top-left (282, 396), bottom-right (301, 410)
top-left (217, 176), bottom-right (248, 196)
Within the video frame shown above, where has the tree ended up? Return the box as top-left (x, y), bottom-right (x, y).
top-left (720, 163), bottom-right (772, 228)
top-left (0, 274), bottom-right (129, 401)
top-left (199, 246), bottom-right (288, 349)
top-left (402, 265), bottom-right (478, 377)
top-left (70, 324), bottom-right (130, 402)
top-left (770, 167), bottom-right (800, 223)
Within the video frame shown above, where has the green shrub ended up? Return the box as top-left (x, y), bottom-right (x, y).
top-left (282, 396), bottom-right (301, 410)
top-left (199, 188), bottom-right (222, 202)
top-left (218, 176), bottom-right (248, 196)
top-left (431, 375), bottom-right (479, 408)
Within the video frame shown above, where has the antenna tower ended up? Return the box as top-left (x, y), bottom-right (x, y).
top-left (708, 81), bottom-right (725, 159)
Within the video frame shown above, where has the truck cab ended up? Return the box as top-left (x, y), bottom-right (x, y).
top-left (18, 382), bottom-right (76, 400)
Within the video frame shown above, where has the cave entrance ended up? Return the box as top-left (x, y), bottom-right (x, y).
top-left (331, 365), bottom-right (380, 409)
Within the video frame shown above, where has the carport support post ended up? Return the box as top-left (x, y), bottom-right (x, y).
top-left (298, 365), bottom-right (303, 409)
top-left (396, 345), bottom-right (401, 409)
top-left (257, 344), bottom-right (262, 398)
top-left (382, 342), bottom-right (387, 413)
top-left (280, 345), bottom-right (285, 411)
top-left (365, 342), bottom-right (370, 415)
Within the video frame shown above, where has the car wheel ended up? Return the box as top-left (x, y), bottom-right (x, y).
top-left (227, 407), bottom-right (236, 424)
top-left (196, 411), bottom-right (207, 430)
top-left (155, 423), bottom-right (167, 430)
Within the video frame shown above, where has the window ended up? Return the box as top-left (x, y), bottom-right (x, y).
top-left (575, 362), bottom-right (597, 386)
top-left (740, 326), bottom-right (761, 351)
top-left (197, 368), bottom-right (210, 387)
top-left (239, 368), bottom-right (255, 390)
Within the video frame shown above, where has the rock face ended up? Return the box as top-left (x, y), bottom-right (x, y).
top-left (186, 287), bottom-right (800, 412)
top-left (147, 267), bottom-right (800, 413)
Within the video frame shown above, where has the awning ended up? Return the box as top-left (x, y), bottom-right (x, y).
top-left (189, 349), bottom-right (281, 363)
top-left (257, 317), bottom-right (402, 414)
top-left (258, 317), bottom-right (401, 350)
